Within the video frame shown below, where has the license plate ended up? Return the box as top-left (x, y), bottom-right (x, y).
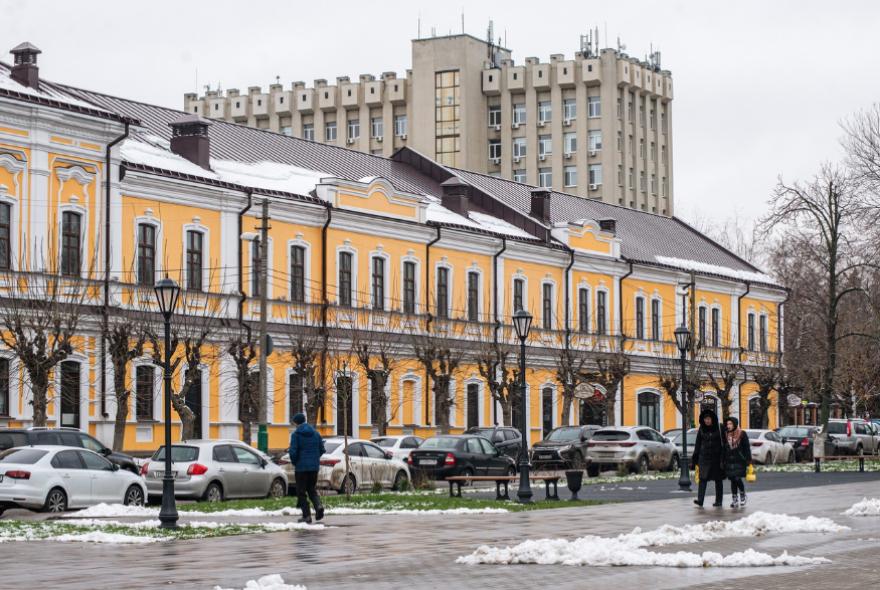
top-left (153, 471), bottom-right (177, 478)
top-left (538, 453), bottom-right (553, 459)
top-left (419, 459), bottom-right (437, 466)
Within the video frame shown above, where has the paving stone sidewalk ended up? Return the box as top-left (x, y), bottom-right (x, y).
top-left (3, 479), bottom-right (879, 589)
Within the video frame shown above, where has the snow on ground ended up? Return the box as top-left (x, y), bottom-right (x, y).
top-left (458, 512), bottom-right (844, 568)
top-left (654, 255), bottom-right (775, 284)
top-left (327, 507), bottom-right (508, 516)
top-left (69, 503), bottom-right (158, 518)
top-left (214, 574), bottom-right (305, 590)
top-left (50, 531), bottom-right (164, 544)
top-left (845, 498), bottom-right (880, 516)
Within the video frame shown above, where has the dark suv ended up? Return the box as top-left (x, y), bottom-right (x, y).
top-left (0, 428), bottom-right (139, 474)
top-left (464, 426), bottom-right (522, 461)
top-left (531, 425), bottom-right (601, 470)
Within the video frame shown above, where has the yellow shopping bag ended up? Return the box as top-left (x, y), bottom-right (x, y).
top-left (746, 464), bottom-right (757, 483)
top-left (694, 465), bottom-right (700, 484)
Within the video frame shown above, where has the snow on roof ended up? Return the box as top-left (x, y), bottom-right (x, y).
top-left (424, 199), bottom-right (482, 229)
top-left (654, 255), bottom-right (775, 284)
top-left (468, 211), bottom-right (534, 239)
top-left (120, 135), bottom-right (332, 196)
top-left (0, 69), bottom-right (112, 113)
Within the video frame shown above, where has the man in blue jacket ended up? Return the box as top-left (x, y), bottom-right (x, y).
top-left (289, 413), bottom-right (325, 523)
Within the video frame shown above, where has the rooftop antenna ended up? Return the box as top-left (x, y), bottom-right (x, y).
top-left (431, 25), bottom-right (436, 37)
top-left (487, 19), bottom-right (499, 66)
top-left (418, 14), bottom-right (421, 39)
top-left (617, 36), bottom-right (627, 53)
top-left (275, 75), bottom-right (280, 84)
top-left (461, 8), bottom-right (465, 34)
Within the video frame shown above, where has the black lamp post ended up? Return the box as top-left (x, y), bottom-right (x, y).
top-left (512, 309), bottom-right (533, 504)
top-left (674, 325), bottom-right (692, 491)
top-left (154, 277), bottom-right (180, 529)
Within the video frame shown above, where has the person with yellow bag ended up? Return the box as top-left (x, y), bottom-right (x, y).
top-left (723, 416), bottom-right (753, 508)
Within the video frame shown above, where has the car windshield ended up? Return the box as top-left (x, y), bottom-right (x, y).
top-left (744, 430), bottom-right (764, 439)
top-left (669, 431), bottom-right (698, 445)
top-left (323, 442), bottom-right (341, 454)
top-left (0, 448), bottom-right (47, 464)
top-left (546, 427), bottom-right (582, 442)
top-left (779, 427), bottom-right (811, 438)
top-left (420, 437), bottom-right (460, 450)
top-left (468, 428), bottom-right (494, 436)
top-left (592, 430), bottom-right (631, 441)
top-left (153, 446), bottom-right (199, 462)
top-left (373, 438), bottom-right (396, 448)
top-left (826, 422), bottom-right (847, 434)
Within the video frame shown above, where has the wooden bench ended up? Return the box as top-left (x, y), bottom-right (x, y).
top-left (813, 455), bottom-right (880, 472)
top-left (445, 475), bottom-right (561, 501)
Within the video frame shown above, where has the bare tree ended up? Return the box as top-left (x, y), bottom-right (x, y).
top-left (760, 164), bottom-right (867, 426)
top-left (554, 339), bottom-right (590, 425)
top-left (225, 325), bottom-right (259, 445)
top-left (284, 312), bottom-right (328, 426)
top-left (657, 350), bottom-right (704, 425)
top-left (585, 350), bottom-right (630, 426)
top-left (350, 310), bottom-right (403, 437)
top-left (411, 320), bottom-right (464, 433)
top-left (704, 353), bottom-right (743, 421)
top-left (473, 325), bottom-right (518, 427)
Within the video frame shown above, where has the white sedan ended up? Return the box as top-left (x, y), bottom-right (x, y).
top-left (319, 438), bottom-right (411, 494)
top-left (746, 430), bottom-right (795, 464)
top-left (371, 435), bottom-right (424, 461)
top-left (0, 446), bottom-right (147, 515)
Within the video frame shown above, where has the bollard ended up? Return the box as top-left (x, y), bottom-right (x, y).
top-left (860, 457), bottom-right (865, 472)
top-left (814, 458), bottom-right (821, 473)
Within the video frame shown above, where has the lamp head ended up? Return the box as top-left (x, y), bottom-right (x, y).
top-left (674, 325), bottom-right (691, 353)
top-left (512, 309), bottom-right (533, 341)
top-left (154, 276), bottom-right (181, 319)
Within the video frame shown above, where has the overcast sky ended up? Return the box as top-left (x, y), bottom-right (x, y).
top-left (2, 0), bottom-right (878, 224)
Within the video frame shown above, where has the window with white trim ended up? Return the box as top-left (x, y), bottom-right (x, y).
top-left (436, 267), bottom-right (449, 318)
top-left (371, 117), bottom-right (383, 139)
top-left (338, 251), bottom-right (353, 306)
top-left (635, 296), bottom-right (645, 339)
top-left (538, 101), bottom-right (552, 124)
top-left (588, 96), bottom-right (601, 118)
top-left (372, 256), bottom-right (385, 311)
top-left (324, 121), bottom-right (337, 141)
top-left (564, 132), bottom-right (576, 155)
top-left (512, 103), bottom-right (526, 125)
top-left (588, 130), bottom-right (602, 151)
top-left (542, 283), bottom-right (553, 329)
top-left (563, 99), bottom-right (576, 121)
top-left (290, 245), bottom-right (305, 303)
top-left (563, 166), bottom-right (577, 187)
top-left (347, 118), bottom-right (360, 140)
top-left (186, 230), bottom-right (203, 292)
top-left (513, 137), bottom-right (527, 159)
top-left (302, 124), bottom-right (314, 141)
top-left (578, 288), bottom-right (589, 333)
top-left (467, 271), bottom-right (480, 322)
top-left (513, 278), bottom-right (525, 312)
top-left (136, 222), bottom-right (155, 286)
top-left (538, 168), bottom-right (552, 188)
top-left (488, 105), bottom-right (501, 127)
top-left (403, 261), bottom-right (416, 314)
top-left (394, 115), bottom-right (407, 137)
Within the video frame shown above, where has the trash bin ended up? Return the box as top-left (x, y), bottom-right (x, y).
top-left (565, 470), bottom-right (584, 501)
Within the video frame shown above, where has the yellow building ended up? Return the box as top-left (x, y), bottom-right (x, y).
top-left (0, 43), bottom-right (786, 453)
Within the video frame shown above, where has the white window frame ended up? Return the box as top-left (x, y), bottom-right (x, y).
top-left (563, 132), bottom-right (577, 155)
top-left (302, 124), bottom-right (314, 141)
top-left (635, 387), bottom-right (664, 432)
top-left (347, 118), bottom-right (360, 140)
top-left (400, 255), bottom-right (421, 314)
top-left (287, 237), bottom-right (312, 303)
top-left (53, 355), bottom-right (90, 431)
top-left (400, 374), bottom-right (423, 426)
top-left (434, 261), bottom-right (454, 319)
top-left (369, 250), bottom-right (391, 311)
top-left (538, 168), bottom-right (552, 188)
top-left (465, 267), bottom-right (483, 322)
top-left (464, 378), bottom-right (484, 429)
top-left (588, 96), bottom-right (601, 118)
top-left (513, 137), bottom-right (527, 158)
top-left (576, 282), bottom-right (591, 333)
top-left (513, 169), bottom-right (527, 183)
top-left (370, 117), bottom-right (383, 139)
top-left (131, 357), bottom-right (162, 423)
top-left (510, 273), bottom-right (528, 317)
top-left (336, 244), bottom-right (358, 307)
top-left (588, 130), bottom-right (603, 151)
top-left (488, 105), bottom-right (501, 127)
top-left (132, 214), bottom-right (161, 284)
top-left (0, 191), bottom-right (19, 272)
top-left (540, 279), bottom-right (557, 330)
top-left (538, 135), bottom-right (552, 157)
top-left (563, 166), bottom-right (577, 188)
top-left (488, 140), bottom-right (502, 160)
top-left (539, 382), bottom-right (558, 436)
top-left (324, 121), bottom-right (337, 141)
top-left (394, 115), bottom-right (407, 137)
top-left (538, 101), bottom-right (552, 123)
top-left (588, 164), bottom-right (602, 186)
top-left (182, 223), bottom-right (210, 292)
top-left (563, 98), bottom-right (577, 121)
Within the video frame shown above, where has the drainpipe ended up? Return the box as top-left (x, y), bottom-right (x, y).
top-left (492, 237), bottom-right (507, 426)
top-left (736, 282), bottom-right (752, 352)
top-left (563, 246), bottom-right (575, 424)
top-left (776, 289), bottom-right (790, 364)
top-left (617, 261), bottom-right (634, 426)
top-left (319, 202), bottom-right (332, 423)
top-left (237, 190), bottom-right (253, 333)
top-left (100, 122), bottom-right (129, 420)
top-left (424, 226), bottom-right (442, 426)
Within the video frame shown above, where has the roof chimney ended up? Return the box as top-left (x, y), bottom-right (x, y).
top-left (530, 187), bottom-right (551, 224)
top-left (598, 218), bottom-right (617, 234)
top-left (168, 115), bottom-right (212, 170)
top-left (10, 42), bottom-right (41, 89)
top-left (440, 176), bottom-right (470, 216)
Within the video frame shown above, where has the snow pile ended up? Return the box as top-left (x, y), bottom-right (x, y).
top-left (845, 498), bottom-right (880, 517)
top-left (69, 503), bottom-right (158, 518)
top-left (327, 507), bottom-right (508, 516)
top-left (458, 512), bottom-right (843, 568)
top-left (50, 531), bottom-right (164, 544)
top-left (654, 256), bottom-right (776, 284)
top-left (468, 211), bottom-right (535, 239)
top-left (214, 574), bottom-right (306, 590)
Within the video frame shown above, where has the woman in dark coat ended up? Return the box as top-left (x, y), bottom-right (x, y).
top-left (724, 416), bottom-right (752, 508)
top-left (691, 408), bottom-right (725, 507)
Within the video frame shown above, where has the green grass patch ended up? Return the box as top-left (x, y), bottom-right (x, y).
top-left (179, 491), bottom-right (604, 514)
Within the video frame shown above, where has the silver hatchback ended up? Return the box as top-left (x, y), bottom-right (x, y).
top-left (144, 440), bottom-right (288, 502)
top-left (586, 426), bottom-right (679, 476)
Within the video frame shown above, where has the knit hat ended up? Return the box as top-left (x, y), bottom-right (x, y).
top-left (292, 413), bottom-right (306, 425)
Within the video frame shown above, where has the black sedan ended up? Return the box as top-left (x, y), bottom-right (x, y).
top-left (530, 425), bottom-right (600, 470)
top-left (407, 435), bottom-right (516, 480)
top-left (777, 426), bottom-right (818, 461)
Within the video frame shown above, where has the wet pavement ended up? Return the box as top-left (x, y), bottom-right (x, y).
top-left (4, 476), bottom-right (880, 589)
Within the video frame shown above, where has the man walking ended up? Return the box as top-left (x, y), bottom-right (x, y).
top-left (289, 413), bottom-right (325, 523)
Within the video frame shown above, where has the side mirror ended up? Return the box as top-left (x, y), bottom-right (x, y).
top-left (100, 448), bottom-right (111, 456)
top-left (664, 437), bottom-right (671, 443)
top-left (260, 458), bottom-right (268, 468)
top-left (110, 463), bottom-right (119, 472)
top-left (384, 451), bottom-right (393, 460)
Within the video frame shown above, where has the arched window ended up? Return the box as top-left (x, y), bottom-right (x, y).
top-left (336, 374), bottom-right (353, 436)
top-left (749, 397), bottom-right (764, 429)
top-left (137, 222), bottom-right (156, 286)
top-left (637, 391), bottom-right (660, 431)
top-left (61, 211), bottom-right (82, 277)
top-left (59, 360), bottom-right (81, 428)
top-left (466, 383), bottom-right (479, 430)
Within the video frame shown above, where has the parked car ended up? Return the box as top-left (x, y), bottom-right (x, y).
top-left (318, 438), bottom-right (410, 494)
top-left (825, 419), bottom-right (880, 455)
top-left (0, 427), bottom-right (139, 474)
top-left (0, 446), bottom-right (147, 516)
top-left (667, 428), bottom-right (698, 468)
top-left (530, 425), bottom-right (601, 470)
top-left (408, 435), bottom-right (516, 481)
top-left (585, 426), bottom-right (679, 476)
top-left (371, 435), bottom-right (424, 461)
top-left (746, 430), bottom-right (794, 464)
top-left (142, 440), bottom-right (288, 502)
top-left (777, 426), bottom-right (819, 461)
top-left (464, 427), bottom-right (522, 461)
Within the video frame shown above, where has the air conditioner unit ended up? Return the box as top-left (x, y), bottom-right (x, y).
top-left (512, 122), bottom-right (520, 129)
top-left (400, 133), bottom-right (407, 140)
top-left (490, 157), bottom-right (501, 164)
top-left (513, 156), bottom-right (521, 163)
top-left (493, 124), bottom-right (501, 131)
top-left (538, 120), bottom-right (546, 127)
top-left (346, 138), bottom-right (355, 145)
top-left (539, 154), bottom-right (547, 161)
top-left (589, 150), bottom-right (598, 157)
top-left (564, 152), bottom-right (573, 159)
top-left (376, 136), bottom-right (383, 143)
top-left (589, 183), bottom-right (600, 190)
top-left (563, 118), bottom-right (572, 126)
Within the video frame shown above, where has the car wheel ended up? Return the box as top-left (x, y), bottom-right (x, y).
top-left (507, 466), bottom-right (517, 478)
top-left (635, 455), bottom-right (650, 474)
top-left (587, 465), bottom-right (600, 477)
top-left (202, 482), bottom-right (224, 503)
top-left (339, 473), bottom-right (357, 495)
top-left (764, 453), bottom-right (772, 466)
top-left (268, 478), bottom-right (286, 499)
top-left (667, 454), bottom-right (679, 472)
top-left (392, 470), bottom-right (408, 491)
top-left (42, 488), bottom-right (67, 513)
top-left (123, 485), bottom-right (145, 507)
top-left (460, 467), bottom-right (475, 486)
top-left (787, 451), bottom-right (795, 464)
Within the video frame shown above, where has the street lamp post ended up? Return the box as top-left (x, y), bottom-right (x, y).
top-left (674, 325), bottom-right (692, 492)
top-left (154, 277), bottom-right (181, 529)
top-left (512, 309), bottom-right (533, 504)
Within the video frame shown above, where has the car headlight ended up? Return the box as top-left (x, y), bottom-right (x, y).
top-left (557, 445), bottom-right (572, 453)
